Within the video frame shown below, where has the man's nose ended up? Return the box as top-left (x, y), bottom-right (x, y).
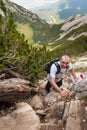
top-left (63, 63), bottom-right (67, 67)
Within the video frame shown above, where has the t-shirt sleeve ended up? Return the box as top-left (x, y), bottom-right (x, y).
top-left (68, 63), bottom-right (73, 70)
top-left (50, 64), bottom-right (57, 78)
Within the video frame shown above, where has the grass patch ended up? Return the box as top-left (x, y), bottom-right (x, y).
top-left (16, 23), bottom-right (33, 43)
top-left (80, 94), bottom-right (87, 99)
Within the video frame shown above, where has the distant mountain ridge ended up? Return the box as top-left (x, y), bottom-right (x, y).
top-left (2, 0), bottom-right (46, 24)
top-left (32, 0), bottom-right (87, 24)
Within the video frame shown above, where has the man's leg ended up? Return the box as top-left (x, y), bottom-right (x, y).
top-left (45, 81), bottom-right (51, 93)
top-left (56, 79), bottom-right (62, 87)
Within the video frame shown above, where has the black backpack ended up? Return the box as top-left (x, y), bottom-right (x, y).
top-left (45, 58), bottom-right (60, 74)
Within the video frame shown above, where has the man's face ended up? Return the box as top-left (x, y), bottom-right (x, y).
top-left (60, 58), bottom-right (70, 69)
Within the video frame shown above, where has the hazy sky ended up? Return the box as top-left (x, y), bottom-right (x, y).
top-left (10, 0), bottom-right (61, 9)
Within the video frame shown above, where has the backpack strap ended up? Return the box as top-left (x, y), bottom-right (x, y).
top-left (54, 62), bottom-right (60, 74)
top-left (54, 62), bottom-right (69, 72)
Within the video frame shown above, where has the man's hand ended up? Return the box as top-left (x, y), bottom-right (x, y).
top-left (59, 89), bottom-right (69, 98)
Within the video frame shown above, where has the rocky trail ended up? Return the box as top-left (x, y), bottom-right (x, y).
top-left (0, 55), bottom-right (87, 130)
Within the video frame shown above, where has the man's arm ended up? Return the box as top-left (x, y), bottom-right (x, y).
top-left (70, 68), bottom-right (78, 80)
top-left (50, 76), bottom-right (61, 92)
top-left (50, 76), bottom-right (69, 97)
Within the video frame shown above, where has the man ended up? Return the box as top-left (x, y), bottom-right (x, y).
top-left (45, 55), bottom-right (78, 98)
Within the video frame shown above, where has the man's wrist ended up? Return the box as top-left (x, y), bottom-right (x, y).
top-left (57, 87), bottom-right (61, 93)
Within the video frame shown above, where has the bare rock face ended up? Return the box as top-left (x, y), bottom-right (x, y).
top-left (44, 91), bottom-right (61, 106)
top-left (0, 102), bottom-right (40, 130)
top-left (69, 73), bottom-right (87, 99)
top-left (30, 95), bottom-right (44, 110)
top-left (73, 55), bottom-right (87, 69)
top-left (65, 100), bottom-right (84, 130)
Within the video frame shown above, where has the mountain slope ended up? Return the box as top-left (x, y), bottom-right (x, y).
top-left (1, 1), bottom-right (87, 43)
top-left (1, 0), bottom-right (53, 43)
top-left (8, 1), bottom-right (64, 43)
top-left (57, 14), bottom-right (87, 41)
top-left (1, 0), bottom-right (87, 57)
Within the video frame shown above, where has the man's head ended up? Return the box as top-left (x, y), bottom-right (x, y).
top-left (60, 55), bottom-right (70, 69)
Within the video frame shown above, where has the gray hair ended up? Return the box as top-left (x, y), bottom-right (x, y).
top-left (60, 55), bottom-right (70, 61)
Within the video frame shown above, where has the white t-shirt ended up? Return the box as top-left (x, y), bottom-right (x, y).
top-left (47, 61), bottom-right (73, 82)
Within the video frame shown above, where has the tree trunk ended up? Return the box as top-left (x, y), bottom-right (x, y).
top-left (0, 78), bottom-right (38, 102)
